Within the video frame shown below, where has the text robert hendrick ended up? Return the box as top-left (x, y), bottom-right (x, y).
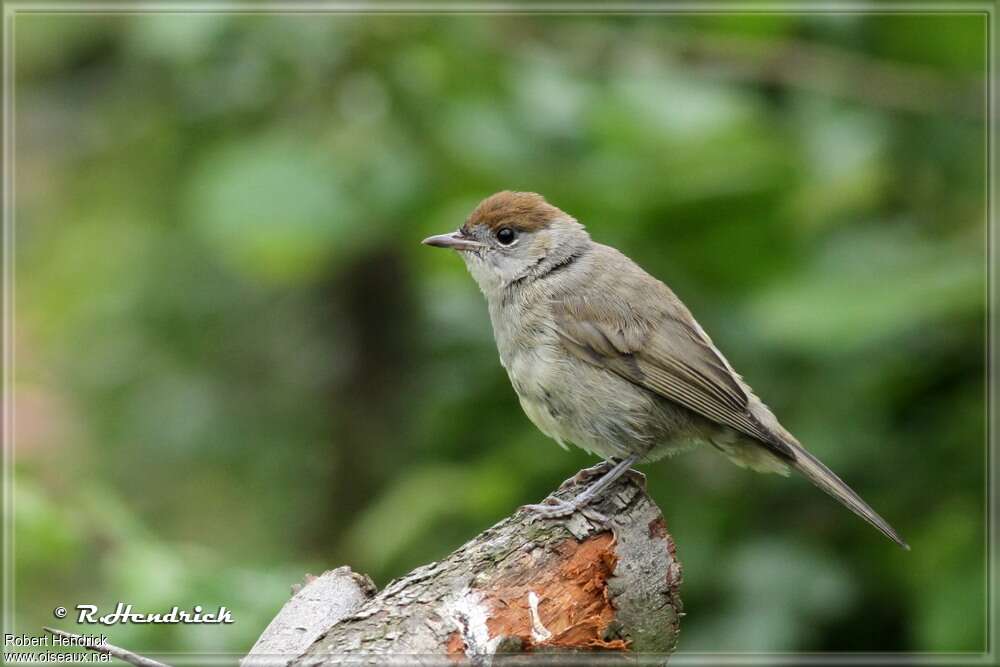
top-left (74, 604), bottom-right (233, 625)
top-left (6, 633), bottom-right (109, 647)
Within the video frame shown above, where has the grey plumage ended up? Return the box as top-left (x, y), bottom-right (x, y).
top-left (424, 191), bottom-right (908, 549)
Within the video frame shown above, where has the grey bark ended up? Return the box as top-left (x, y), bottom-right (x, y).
top-left (243, 568), bottom-right (378, 666)
top-left (247, 469), bottom-right (683, 665)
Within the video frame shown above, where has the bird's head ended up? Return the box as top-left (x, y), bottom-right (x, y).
top-left (422, 191), bottom-right (590, 295)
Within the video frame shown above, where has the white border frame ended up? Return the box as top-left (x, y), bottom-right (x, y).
top-left (1, 2), bottom-right (993, 664)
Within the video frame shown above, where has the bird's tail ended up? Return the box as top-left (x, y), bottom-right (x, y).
top-left (788, 442), bottom-right (909, 550)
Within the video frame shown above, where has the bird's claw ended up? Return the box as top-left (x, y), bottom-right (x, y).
top-left (559, 461), bottom-right (615, 491)
top-left (624, 467), bottom-right (647, 486)
top-left (522, 498), bottom-right (577, 518)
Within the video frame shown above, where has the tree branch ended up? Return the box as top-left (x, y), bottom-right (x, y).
top-left (245, 468), bottom-right (683, 665)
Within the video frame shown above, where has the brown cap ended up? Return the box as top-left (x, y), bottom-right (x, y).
top-left (464, 191), bottom-right (566, 233)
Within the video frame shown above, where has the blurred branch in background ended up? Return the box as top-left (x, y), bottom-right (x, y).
top-left (672, 32), bottom-right (984, 119)
top-left (43, 628), bottom-right (169, 667)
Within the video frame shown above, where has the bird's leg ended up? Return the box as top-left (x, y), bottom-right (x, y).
top-left (524, 454), bottom-right (640, 520)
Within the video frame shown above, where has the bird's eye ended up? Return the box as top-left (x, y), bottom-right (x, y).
top-left (496, 227), bottom-right (517, 245)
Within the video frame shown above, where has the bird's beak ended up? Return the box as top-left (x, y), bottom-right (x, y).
top-left (421, 231), bottom-right (485, 252)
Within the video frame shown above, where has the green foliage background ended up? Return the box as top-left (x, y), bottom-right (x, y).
top-left (13, 11), bottom-right (986, 655)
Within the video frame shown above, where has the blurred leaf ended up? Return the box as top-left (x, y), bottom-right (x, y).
top-left (184, 133), bottom-right (362, 283)
top-left (748, 229), bottom-right (982, 352)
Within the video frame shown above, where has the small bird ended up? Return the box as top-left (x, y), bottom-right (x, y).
top-left (423, 191), bottom-right (907, 549)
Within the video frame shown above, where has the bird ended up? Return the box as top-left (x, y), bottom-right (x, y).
top-left (422, 191), bottom-right (908, 549)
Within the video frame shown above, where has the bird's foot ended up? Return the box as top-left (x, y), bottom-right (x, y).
top-left (521, 497), bottom-right (609, 524)
top-left (524, 454), bottom-right (639, 526)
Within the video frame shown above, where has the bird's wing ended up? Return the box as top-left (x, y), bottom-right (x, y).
top-left (547, 251), bottom-right (908, 548)
top-left (550, 287), bottom-right (793, 459)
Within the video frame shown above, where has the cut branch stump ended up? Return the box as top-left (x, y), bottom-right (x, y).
top-left (244, 469), bottom-right (683, 665)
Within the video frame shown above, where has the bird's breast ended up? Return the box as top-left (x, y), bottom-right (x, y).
top-left (490, 302), bottom-right (572, 437)
top-left (506, 343), bottom-right (578, 449)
